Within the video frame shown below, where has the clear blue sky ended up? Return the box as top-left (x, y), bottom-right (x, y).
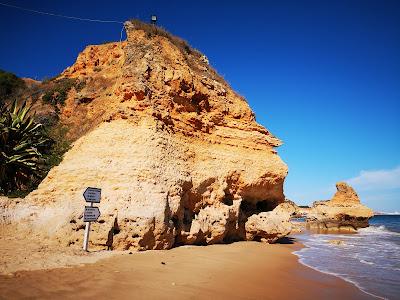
top-left (0, 0), bottom-right (399, 212)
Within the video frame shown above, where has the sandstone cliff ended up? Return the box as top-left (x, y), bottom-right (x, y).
top-left (1, 21), bottom-right (289, 250)
top-left (306, 182), bottom-right (374, 232)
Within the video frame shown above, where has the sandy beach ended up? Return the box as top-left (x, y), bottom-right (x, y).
top-left (0, 239), bottom-right (374, 300)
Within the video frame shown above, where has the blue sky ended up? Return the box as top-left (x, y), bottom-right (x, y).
top-left (0, 0), bottom-right (399, 212)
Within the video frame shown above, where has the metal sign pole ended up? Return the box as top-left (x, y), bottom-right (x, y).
top-left (82, 187), bottom-right (101, 251)
top-left (83, 202), bottom-right (93, 251)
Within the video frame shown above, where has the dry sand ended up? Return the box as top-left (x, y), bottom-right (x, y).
top-left (0, 228), bottom-right (117, 275)
top-left (0, 239), bottom-right (374, 300)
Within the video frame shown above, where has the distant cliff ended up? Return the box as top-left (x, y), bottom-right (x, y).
top-left (306, 182), bottom-right (374, 232)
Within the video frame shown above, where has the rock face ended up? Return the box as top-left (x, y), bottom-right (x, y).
top-left (245, 202), bottom-right (297, 242)
top-left (1, 21), bottom-right (290, 250)
top-left (306, 182), bottom-right (374, 232)
top-left (331, 182), bottom-right (361, 204)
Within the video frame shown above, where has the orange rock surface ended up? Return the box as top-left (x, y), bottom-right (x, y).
top-left (1, 21), bottom-right (289, 250)
top-left (307, 182), bottom-right (374, 232)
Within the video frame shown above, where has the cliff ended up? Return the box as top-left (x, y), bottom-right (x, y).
top-left (1, 21), bottom-right (289, 250)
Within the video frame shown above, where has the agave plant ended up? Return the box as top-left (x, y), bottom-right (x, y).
top-left (0, 100), bottom-right (51, 194)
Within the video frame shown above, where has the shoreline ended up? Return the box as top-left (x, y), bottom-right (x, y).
top-left (293, 247), bottom-right (383, 300)
top-left (0, 239), bottom-right (375, 299)
top-left (293, 222), bottom-right (399, 300)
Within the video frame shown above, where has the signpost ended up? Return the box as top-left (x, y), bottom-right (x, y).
top-left (84, 206), bottom-right (101, 222)
top-left (83, 187), bottom-right (101, 203)
top-left (83, 187), bottom-right (101, 251)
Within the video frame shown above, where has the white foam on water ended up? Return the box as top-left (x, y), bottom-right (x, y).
top-left (360, 259), bottom-right (374, 265)
top-left (359, 225), bottom-right (400, 236)
top-left (294, 250), bottom-right (385, 299)
top-left (294, 224), bottom-right (400, 300)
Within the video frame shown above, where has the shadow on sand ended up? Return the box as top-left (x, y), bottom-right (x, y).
top-left (276, 236), bottom-right (296, 244)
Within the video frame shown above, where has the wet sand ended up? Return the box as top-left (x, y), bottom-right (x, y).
top-left (0, 240), bottom-right (374, 300)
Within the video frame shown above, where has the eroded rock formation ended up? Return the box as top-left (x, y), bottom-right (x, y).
top-left (0, 21), bottom-right (290, 250)
top-left (245, 202), bottom-right (297, 242)
top-left (306, 182), bottom-right (374, 232)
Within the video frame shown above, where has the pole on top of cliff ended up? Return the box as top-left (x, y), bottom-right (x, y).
top-left (151, 15), bottom-right (157, 25)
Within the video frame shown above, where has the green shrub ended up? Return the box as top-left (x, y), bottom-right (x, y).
top-left (0, 69), bottom-right (26, 102)
top-left (42, 78), bottom-right (79, 107)
top-left (43, 124), bottom-right (71, 172)
top-left (75, 80), bottom-right (86, 92)
top-left (41, 75), bottom-right (59, 84)
top-left (0, 100), bottom-right (52, 195)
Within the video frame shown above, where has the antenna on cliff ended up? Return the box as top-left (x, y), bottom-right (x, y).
top-left (151, 15), bottom-right (157, 25)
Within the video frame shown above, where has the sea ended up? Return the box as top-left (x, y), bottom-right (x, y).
top-left (294, 215), bottom-right (400, 300)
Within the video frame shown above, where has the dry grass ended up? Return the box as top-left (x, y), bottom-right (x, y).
top-left (126, 20), bottom-right (250, 106)
top-left (126, 19), bottom-right (232, 87)
top-left (127, 19), bottom-right (201, 57)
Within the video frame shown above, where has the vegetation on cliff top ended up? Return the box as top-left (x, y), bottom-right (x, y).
top-left (128, 19), bottom-right (202, 57)
top-left (0, 69), bottom-right (26, 104)
top-left (127, 19), bottom-right (230, 88)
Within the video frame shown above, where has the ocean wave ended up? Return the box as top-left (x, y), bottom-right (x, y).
top-left (360, 259), bottom-right (374, 265)
top-left (293, 251), bottom-right (385, 299)
top-left (359, 225), bottom-right (400, 236)
top-left (295, 217), bottom-right (400, 300)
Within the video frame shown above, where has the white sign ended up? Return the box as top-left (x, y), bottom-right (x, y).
top-left (84, 206), bottom-right (101, 222)
top-left (83, 187), bottom-right (101, 203)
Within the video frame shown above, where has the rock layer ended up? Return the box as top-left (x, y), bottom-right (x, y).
top-left (306, 182), bottom-right (373, 232)
top-left (1, 21), bottom-right (290, 250)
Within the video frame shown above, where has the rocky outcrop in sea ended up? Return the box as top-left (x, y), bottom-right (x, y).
top-left (306, 182), bottom-right (374, 232)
